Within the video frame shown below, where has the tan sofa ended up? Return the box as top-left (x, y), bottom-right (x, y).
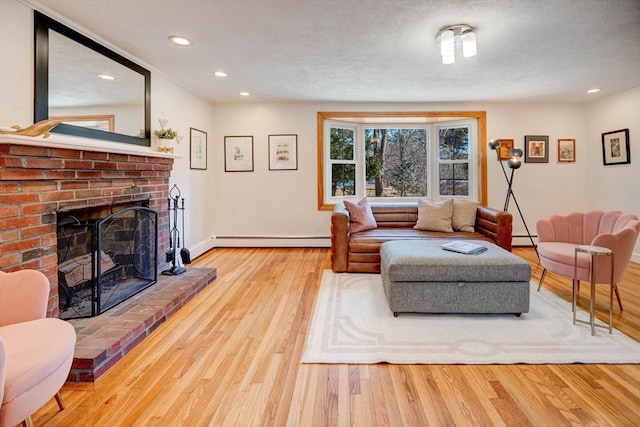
top-left (331, 202), bottom-right (513, 273)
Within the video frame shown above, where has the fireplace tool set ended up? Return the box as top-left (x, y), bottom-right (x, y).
top-left (162, 184), bottom-right (191, 275)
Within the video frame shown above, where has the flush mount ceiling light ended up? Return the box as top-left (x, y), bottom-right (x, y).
top-left (239, 91), bottom-right (251, 97)
top-left (586, 88), bottom-right (601, 94)
top-left (436, 24), bottom-right (477, 65)
top-left (169, 35), bottom-right (191, 46)
top-left (213, 71), bottom-right (228, 78)
top-left (97, 74), bottom-right (115, 80)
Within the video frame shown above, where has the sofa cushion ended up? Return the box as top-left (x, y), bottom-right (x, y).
top-left (349, 228), bottom-right (491, 252)
top-left (344, 197), bottom-right (377, 233)
top-left (452, 199), bottom-right (479, 232)
top-left (414, 198), bottom-right (453, 232)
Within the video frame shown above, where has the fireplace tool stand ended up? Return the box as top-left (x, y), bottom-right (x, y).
top-left (162, 184), bottom-right (189, 276)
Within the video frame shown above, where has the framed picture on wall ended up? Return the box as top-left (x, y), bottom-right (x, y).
top-left (524, 135), bottom-right (549, 163)
top-left (224, 136), bottom-right (254, 172)
top-left (602, 128), bottom-right (630, 165)
top-left (498, 139), bottom-right (514, 160)
top-left (268, 134), bottom-right (298, 170)
top-left (557, 138), bottom-right (575, 163)
top-left (189, 127), bottom-right (207, 170)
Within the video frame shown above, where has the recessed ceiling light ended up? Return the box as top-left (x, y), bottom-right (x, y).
top-left (239, 91), bottom-right (250, 97)
top-left (97, 74), bottom-right (115, 80)
top-left (214, 71), bottom-right (228, 78)
top-left (169, 35), bottom-right (191, 46)
top-left (586, 88), bottom-right (601, 94)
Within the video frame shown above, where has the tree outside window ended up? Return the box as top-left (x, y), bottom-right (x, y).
top-left (365, 128), bottom-right (427, 197)
top-left (329, 127), bottom-right (356, 196)
top-left (438, 127), bottom-right (470, 196)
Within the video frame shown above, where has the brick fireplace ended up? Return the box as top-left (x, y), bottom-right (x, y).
top-left (0, 135), bottom-right (173, 317)
top-left (1, 134), bottom-right (217, 381)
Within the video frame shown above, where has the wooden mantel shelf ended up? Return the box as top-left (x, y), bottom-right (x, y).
top-left (0, 133), bottom-right (181, 159)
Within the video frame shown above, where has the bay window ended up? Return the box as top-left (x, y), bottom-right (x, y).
top-left (319, 111), bottom-right (486, 209)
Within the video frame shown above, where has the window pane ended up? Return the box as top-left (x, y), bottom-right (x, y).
top-left (365, 128), bottom-right (427, 197)
top-left (439, 163), bottom-right (469, 196)
top-left (439, 127), bottom-right (469, 160)
top-left (331, 164), bottom-right (356, 196)
top-left (330, 128), bottom-right (354, 160)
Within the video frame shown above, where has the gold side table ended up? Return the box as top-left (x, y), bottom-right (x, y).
top-left (573, 245), bottom-right (614, 335)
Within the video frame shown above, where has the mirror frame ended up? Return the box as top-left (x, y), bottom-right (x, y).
top-left (34, 11), bottom-right (151, 146)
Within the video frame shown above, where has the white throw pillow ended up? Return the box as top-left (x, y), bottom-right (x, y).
top-left (452, 199), bottom-right (479, 232)
top-left (413, 198), bottom-right (454, 232)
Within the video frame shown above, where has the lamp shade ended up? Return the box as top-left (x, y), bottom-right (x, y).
top-left (439, 29), bottom-right (455, 64)
top-left (462, 30), bottom-right (477, 57)
top-left (507, 157), bottom-right (522, 169)
top-left (510, 147), bottom-right (524, 158)
top-left (488, 139), bottom-right (501, 150)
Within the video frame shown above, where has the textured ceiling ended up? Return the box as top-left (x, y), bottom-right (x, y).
top-left (28, 0), bottom-right (640, 104)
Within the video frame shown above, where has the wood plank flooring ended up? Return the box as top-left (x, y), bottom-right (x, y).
top-left (34, 247), bottom-right (640, 426)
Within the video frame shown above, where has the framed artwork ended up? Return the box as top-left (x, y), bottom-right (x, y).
top-left (224, 136), bottom-right (254, 172)
top-left (498, 139), bottom-right (514, 160)
top-left (189, 127), bottom-right (207, 170)
top-left (524, 135), bottom-right (549, 163)
top-left (268, 134), bottom-right (298, 170)
top-left (602, 128), bottom-right (630, 166)
top-left (557, 138), bottom-right (575, 163)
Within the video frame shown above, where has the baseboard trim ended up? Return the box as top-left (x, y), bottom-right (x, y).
top-left (214, 236), bottom-right (331, 248)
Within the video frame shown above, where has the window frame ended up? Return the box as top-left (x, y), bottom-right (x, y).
top-left (433, 120), bottom-right (477, 199)
top-left (317, 111), bottom-right (487, 210)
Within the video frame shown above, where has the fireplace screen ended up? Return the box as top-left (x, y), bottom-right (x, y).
top-left (57, 206), bottom-right (158, 319)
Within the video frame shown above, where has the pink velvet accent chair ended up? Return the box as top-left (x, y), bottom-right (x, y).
top-left (0, 270), bottom-right (76, 427)
top-left (536, 211), bottom-right (640, 310)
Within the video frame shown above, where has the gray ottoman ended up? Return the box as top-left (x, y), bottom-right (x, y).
top-left (380, 240), bottom-right (531, 316)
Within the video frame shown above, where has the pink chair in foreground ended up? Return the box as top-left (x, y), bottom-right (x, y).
top-left (536, 211), bottom-right (640, 311)
top-left (0, 270), bottom-right (76, 427)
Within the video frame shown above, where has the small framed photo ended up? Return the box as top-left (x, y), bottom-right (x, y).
top-left (268, 134), bottom-right (298, 170)
top-left (189, 127), bottom-right (207, 170)
top-left (224, 136), bottom-right (254, 172)
top-left (524, 135), bottom-right (549, 163)
top-left (602, 128), bottom-right (630, 166)
top-left (498, 139), bottom-right (514, 160)
top-left (557, 138), bottom-right (575, 163)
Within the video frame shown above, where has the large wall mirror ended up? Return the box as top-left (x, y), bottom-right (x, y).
top-left (34, 11), bottom-right (151, 146)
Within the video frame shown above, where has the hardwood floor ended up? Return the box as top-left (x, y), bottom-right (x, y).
top-left (34, 247), bottom-right (640, 426)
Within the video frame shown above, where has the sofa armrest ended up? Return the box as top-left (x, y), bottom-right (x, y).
top-left (331, 202), bottom-right (350, 272)
top-left (475, 206), bottom-right (513, 252)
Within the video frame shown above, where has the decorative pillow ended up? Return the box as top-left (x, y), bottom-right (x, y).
top-left (414, 198), bottom-right (454, 232)
top-left (452, 199), bottom-right (479, 232)
top-left (344, 197), bottom-right (377, 233)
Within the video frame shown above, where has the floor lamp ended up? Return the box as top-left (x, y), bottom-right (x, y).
top-left (488, 139), bottom-right (538, 257)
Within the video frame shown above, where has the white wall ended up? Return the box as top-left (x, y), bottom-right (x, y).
top-left (210, 102), bottom-right (592, 245)
top-left (0, 0), bottom-right (33, 127)
top-left (150, 73), bottom-right (216, 258)
top-left (585, 87), bottom-right (640, 260)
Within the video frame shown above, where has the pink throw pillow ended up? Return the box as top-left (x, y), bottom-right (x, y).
top-left (344, 197), bottom-right (377, 233)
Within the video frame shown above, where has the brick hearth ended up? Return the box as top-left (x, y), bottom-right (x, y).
top-left (69, 267), bottom-right (216, 382)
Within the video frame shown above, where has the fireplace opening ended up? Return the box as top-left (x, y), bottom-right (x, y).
top-left (57, 204), bottom-right (158, 319)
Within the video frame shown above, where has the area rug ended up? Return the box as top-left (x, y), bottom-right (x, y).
top-left (302, 270), bottom-right (640, 364)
